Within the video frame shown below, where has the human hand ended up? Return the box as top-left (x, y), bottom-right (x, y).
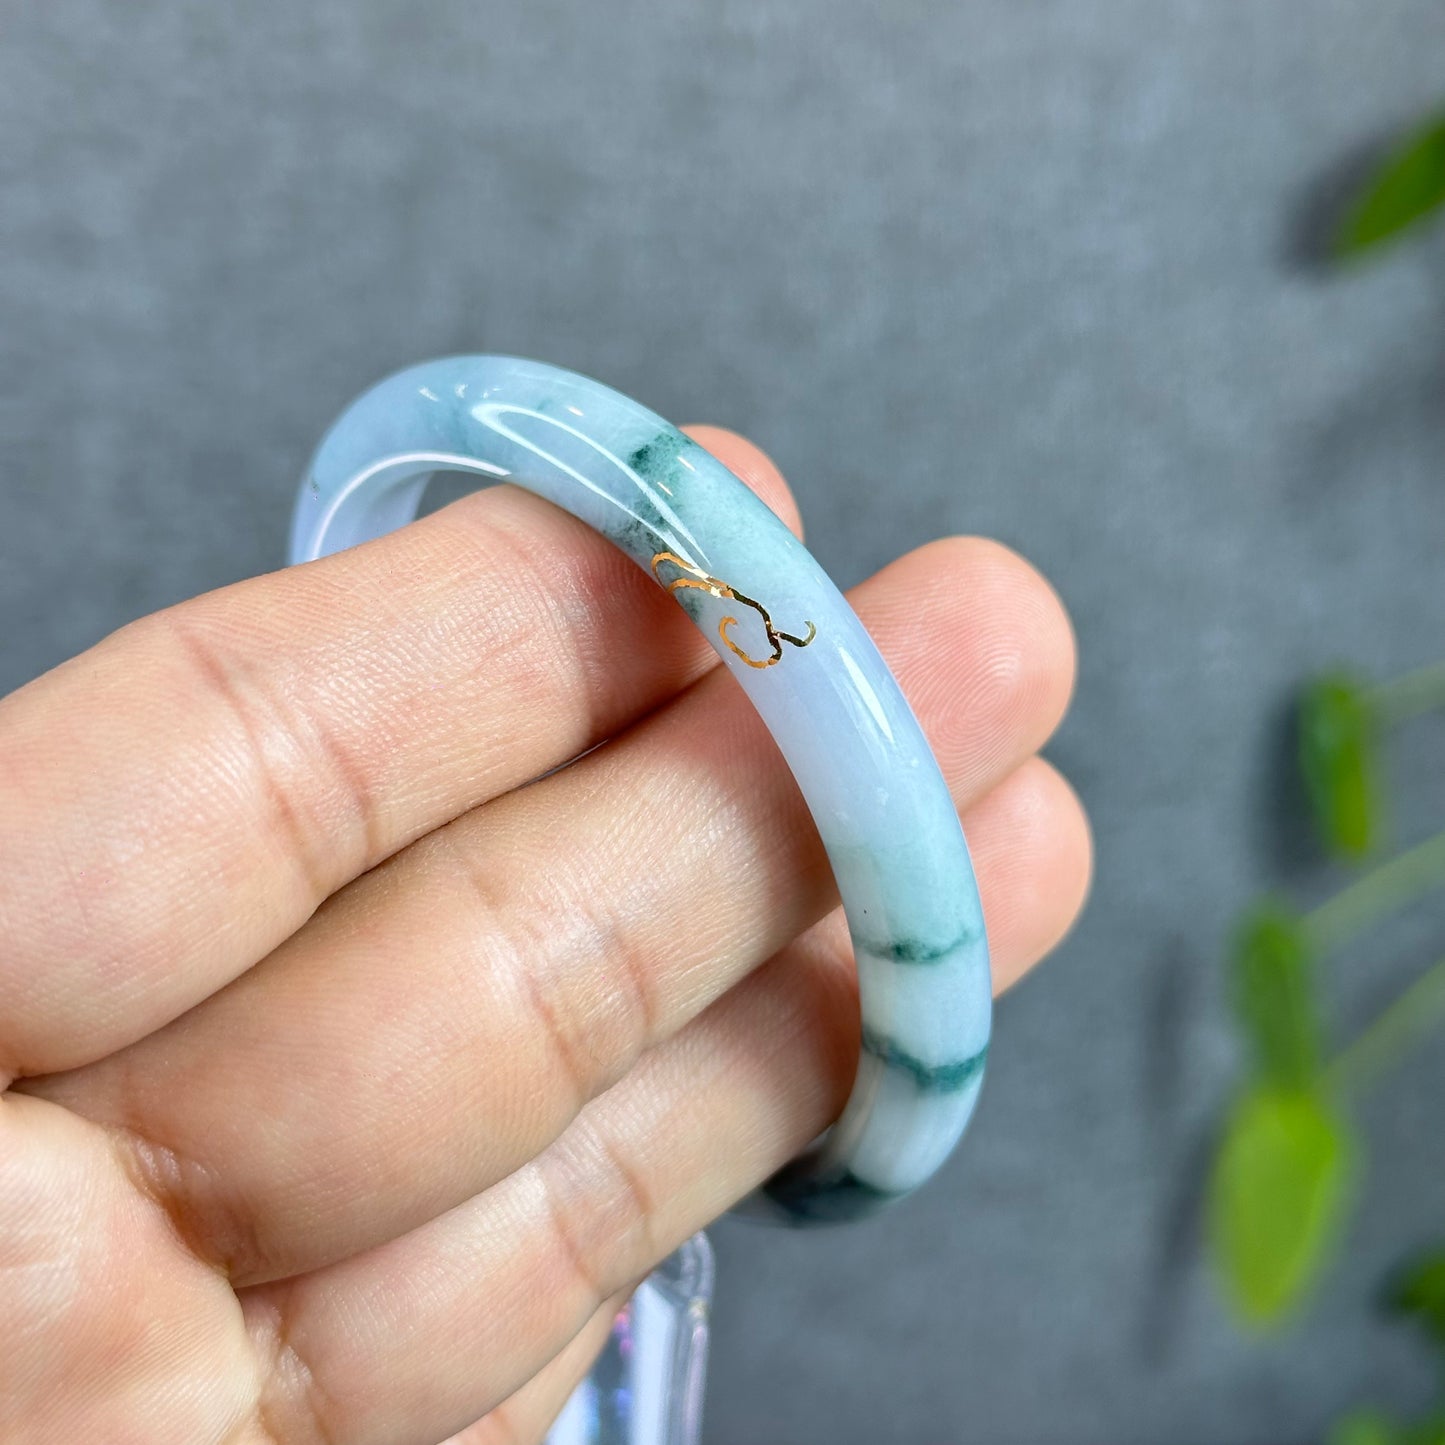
top-left (0, 427), bottom-right (1090, 1445)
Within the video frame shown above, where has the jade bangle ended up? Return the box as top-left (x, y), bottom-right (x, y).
top-left (289, 355), bottom-right (992, 1223)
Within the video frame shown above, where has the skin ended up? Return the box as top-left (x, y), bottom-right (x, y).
top-left (0, 426), bottom-right (1091, 1445)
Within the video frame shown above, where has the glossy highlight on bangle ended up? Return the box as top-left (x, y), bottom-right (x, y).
top-left (288, 354), bottom-right (992, 1224)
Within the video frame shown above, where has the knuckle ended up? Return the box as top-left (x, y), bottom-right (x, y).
top-left (533, 1117), bottom-right (657, 1314)
top-left (156, 603), bottom-right (376, 900)
top-left (443, 823), bottom-right (656, 1118)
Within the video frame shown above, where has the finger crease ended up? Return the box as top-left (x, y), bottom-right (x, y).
top-left (439, 828), bottom-right (611, 1120)
top-left (564, 886), bottom-right (659, 1064)
top-left (533, 1157), bottom-right (610, 1316)
top-left (164, 614), bottom-right (369, 904)
top-left (106, 1118), bottom-right (261, 1283)
top-left (252, 1283), bottom-right (342, 1445)
top-left (515, 954), bottom-right (592, 1122)
top-left (588, 1124), bottom-right (659, 1274)
top-left (535, 1118), bottom-right (658, 1318)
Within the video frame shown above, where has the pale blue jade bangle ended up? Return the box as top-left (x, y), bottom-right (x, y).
top-left (289, 355), bottom-right (992, 1224)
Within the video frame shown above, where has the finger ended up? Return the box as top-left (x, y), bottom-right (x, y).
top-left (0, 1092), bottom-right (258, 1444)
top-left (0, 427), bottom-right (799, 1079)
top-left (437, 1288), bottom-right (635, 1445)
top-left (962, 755), bottom-right (1093, 992)
top-left (26, 539), bottom-right (1077, 1286)
top-left (241, 761), bottom-right (1089, 1445)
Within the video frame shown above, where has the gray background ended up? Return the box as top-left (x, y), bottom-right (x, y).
top-left (4, 2), bottom-right (1445, 1441)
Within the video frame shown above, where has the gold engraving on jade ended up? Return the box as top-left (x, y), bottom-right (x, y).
top-left (651, 550), bottom-right (817, 670)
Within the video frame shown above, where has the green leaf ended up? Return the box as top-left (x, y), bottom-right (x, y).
top-left (1331, 1414), bottom-right (1445, 1445)
top-left (1298, 672), bottom-right (1383, 859)
top-left (1230, 902), bottom-right (1321, 1086)
top-left (1331, 1410), bottom-right (1403, 1445)
top-left (1208, 1086), bottom-right (1354, 1326)
top-left (1386, 1248), bottom-right (1445, 1351)
top-left (1338, 112), bottom-right (1445, 256)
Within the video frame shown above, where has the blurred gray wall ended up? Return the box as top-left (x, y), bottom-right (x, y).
top-left (4, 3), bottom-right (1445, 1441)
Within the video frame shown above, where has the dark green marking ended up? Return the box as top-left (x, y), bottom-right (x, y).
top-left (599, 428), bottom-right (705, 568)
top-left (601, 481), bottom-right (676, 567)
top-left (626, 427), bottom-right (691, 483)
top-left (859, 1028), bottom-right (988, 1093)
top-left (762, 1165), bottom-right (905, 1226)
top-left (853, 923), bottom-right (982, 965)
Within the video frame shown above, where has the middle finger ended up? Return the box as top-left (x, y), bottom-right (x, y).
top-left (29, 537), bottom-right (1075, 1286)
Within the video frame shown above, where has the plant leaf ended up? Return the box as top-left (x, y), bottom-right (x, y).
top-left (1231, 902), bottom-right (1321, 1086)
top-left (1298, 672), bottom-right (1382, 859)
top-left (1386, 1247), bottom-right (1445, 1352)
top-left (1330, 1414), bottom-right (1445, 1445)
top-left (1208, 1086), bottom-right (1354, 1326)
top-left (1338, 112), bottom-right (1445, 256)
top-left (1331, 1410), bottom-right (1403, 1445)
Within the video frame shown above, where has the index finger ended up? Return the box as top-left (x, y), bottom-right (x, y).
top-left (0, 428), bottom-right (800, 1080)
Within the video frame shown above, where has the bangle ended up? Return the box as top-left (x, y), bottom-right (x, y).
top-left (289, 354), bottom-right (991, 1223)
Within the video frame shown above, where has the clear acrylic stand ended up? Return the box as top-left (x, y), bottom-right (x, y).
top-left (545, 1233), bottom-right (714, 1445)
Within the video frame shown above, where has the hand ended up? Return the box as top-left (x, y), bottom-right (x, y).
top-left (0, 427), bottom-right (1090, 1445)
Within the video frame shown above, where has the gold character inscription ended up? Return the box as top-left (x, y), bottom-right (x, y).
top-left (651, 550), bottom-right (817, 670)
